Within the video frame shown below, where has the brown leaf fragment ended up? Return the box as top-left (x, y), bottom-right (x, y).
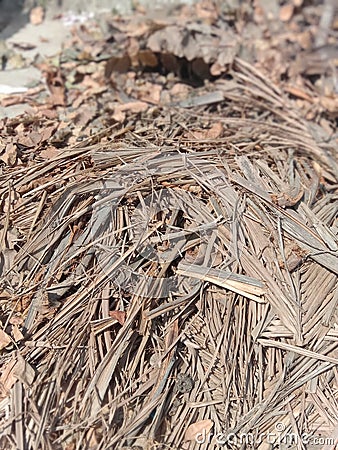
top-left (0, 329), bottom-right (11, 350)
top-left (112, 108), bottom-right (126, 123)
top-left (39, 146), bottom-right (59, 160)
top-left (210, 60), bottom-right (225, 76)
top-left (1, 142), bottom-right (17, 166)
top-left (40, 125), bottom-right (57, 142)
top-left (9, 315), bottom-right (23, 326)
top-left (1, 94), bottom-right (27, 107)
top-left (13, 354), bottom-right (35, 386)
top-left (270, 189), bottom-right (304, 208)
top-left (44, 68), bottom-right (66, 106)
top-left (38, 108), bottom-right (58, 120)
top-left (109, 310), bottom-right (126, 325)
top-left (170, 83), bottom-right (190, 98)
top-left (279, 4), bottom-right (294, 22)
top-left (17, 131), bottom-right (42, 148)
top-left (206, 122), bottom-right (223, 139)
top-left (185, 122), bottom-right (223, 140)
top-left (320, 96), bottom-right (338, 114)
top-left (70, 105), bottom-right (96, 127)
top-left (116, 100), bottom-right (149, 113)
top-left (185, 419), bottom-right (213, 441)
top-left (138, 82), bottom-right (162, 104)
top-left (286, 252), bottom-right (303, 272)
top-left (0, 359), bottom-right (17, 400)
top-left (12, 325), bottom-right (24, 342)
top-left (126, 21), bottom-right (150, 38)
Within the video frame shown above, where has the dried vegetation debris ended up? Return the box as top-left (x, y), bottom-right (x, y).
top-left (0, 0), bottom-right (338, 449)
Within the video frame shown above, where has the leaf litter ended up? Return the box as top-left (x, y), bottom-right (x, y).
top-left (0, 1), bottom-right (337, 449)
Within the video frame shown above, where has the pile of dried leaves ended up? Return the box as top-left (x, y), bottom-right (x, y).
top-left (0, 1), bottom-right (337, 449)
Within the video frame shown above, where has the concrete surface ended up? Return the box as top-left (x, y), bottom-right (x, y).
top-left (6, 19), bottom-right (71, 60)
top-left (0, 103), bottom-right (33, 118)
top-left (0, 0), bottom-right (196, 118)
top-left (44, 0), bottom-right (196, 16)
top-left (0, 67), bottom-right (41, 89)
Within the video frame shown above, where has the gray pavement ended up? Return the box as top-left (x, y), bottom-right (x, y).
top-left (0, 0), bottom-right (196, 118)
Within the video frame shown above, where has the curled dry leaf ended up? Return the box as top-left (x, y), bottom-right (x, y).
top-left (185, 419), bottom-right (213, 442)
top-left (44, 68), bottom-right (66, 106)
top-left (113, 101), bottom-right (149, 122)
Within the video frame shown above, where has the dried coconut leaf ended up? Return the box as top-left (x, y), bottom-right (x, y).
top-left (0, 34), bottom-right (338, 449)
top-left (177, 262), bottom-right (266, 302)
top-left (177, 90), bottom-right (224, 107)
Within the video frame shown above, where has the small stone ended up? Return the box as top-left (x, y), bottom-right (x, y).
top-left (174, 373), bottom-right (194, 394)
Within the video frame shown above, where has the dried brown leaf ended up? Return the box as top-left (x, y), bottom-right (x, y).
top-left (279, 4), bottom-right (294, 22)
top-left (0, 329), bottom-right (11, 350)
top-left (185, 419), bottom-right (213, 441)
top-left (0, 359), bottom-right (17, 399)
top-left (1, 142), bottom-right (17, 166)
top-left (109, 310), bottom-right (126, 325)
